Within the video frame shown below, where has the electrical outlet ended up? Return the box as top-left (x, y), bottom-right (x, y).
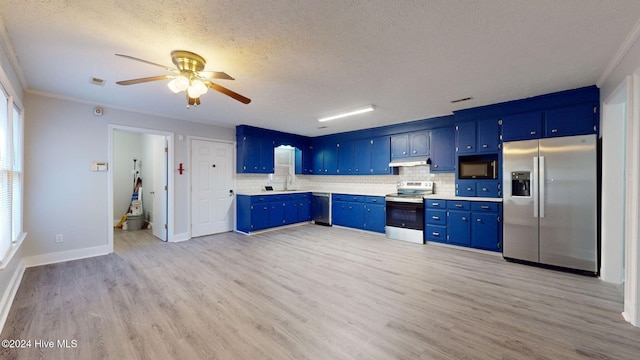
top-left (55, 234), bottom-right (63, 243)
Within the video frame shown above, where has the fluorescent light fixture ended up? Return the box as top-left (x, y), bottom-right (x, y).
top-left (318, 105), bottom-right (375, 122)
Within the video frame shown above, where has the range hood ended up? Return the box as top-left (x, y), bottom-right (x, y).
top-left (389, 157), bottom-right (431, 167)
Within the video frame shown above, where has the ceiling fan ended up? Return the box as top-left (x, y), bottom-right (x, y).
top-left (115, 50), bottom-right (251, 107)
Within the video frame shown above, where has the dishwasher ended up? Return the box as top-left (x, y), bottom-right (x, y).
top-left (311, 192), bottom-right (332, 226)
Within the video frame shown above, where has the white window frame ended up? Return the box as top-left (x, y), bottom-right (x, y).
top-left (0, 66), bottom-right (25, 270)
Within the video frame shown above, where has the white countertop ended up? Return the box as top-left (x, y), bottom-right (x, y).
top-left (237, 189), bottom-right (390, 197)
top-left (423, 194), bottom-right (503, 202)
top-left (237, 189), bottom-right (502, 202)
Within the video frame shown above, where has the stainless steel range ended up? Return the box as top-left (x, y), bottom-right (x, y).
top-left (385, 181), bottom-right (433, 244)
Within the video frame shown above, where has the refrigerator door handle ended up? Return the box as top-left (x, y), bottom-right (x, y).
top-left (533, 157), bottom-right (539, 218)
top-left (539, 156), bottom-right (545, 218)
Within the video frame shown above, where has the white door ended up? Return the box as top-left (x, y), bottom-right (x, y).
top-left (191, 139), bottom-right (234, 237)
top-left (152, 137), bottom-right (168, 241)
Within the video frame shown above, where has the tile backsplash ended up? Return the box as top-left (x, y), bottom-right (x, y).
top-left (236, 165), bottom-right (455, 196)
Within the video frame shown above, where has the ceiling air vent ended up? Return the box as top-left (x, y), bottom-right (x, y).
top-left (90, 77), bottom-right (105, 86)
top-left (451, 97), bottom-right (473, 104)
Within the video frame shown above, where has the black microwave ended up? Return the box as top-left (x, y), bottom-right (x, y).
top-left (458, 160), bottom-right (497, 179)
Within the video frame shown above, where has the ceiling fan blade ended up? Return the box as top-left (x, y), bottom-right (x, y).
top-left (115, 54), bottom-right (177, 72)
top-left (197, 71), bottom-right (234, 80)
top-left (206, 82), bottom-right (251, 104)
top-left (116, 75), bottom-right (171, 85)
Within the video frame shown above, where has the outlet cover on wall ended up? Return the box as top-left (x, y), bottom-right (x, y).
top-left (55, 234), bottom-right (63, 243)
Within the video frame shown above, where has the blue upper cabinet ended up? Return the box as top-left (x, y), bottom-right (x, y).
top-left (314, 142), bottom-right (338, 174)
top-left (353, 138), bottom-right (372, 174)
top-left (501, 111), bottom-right (543, 142)
top-left (409, 131), bottom-right (430, 157)
top-left (502, 103), bottom-right (597, 142)
top-left (371, 136), bottom-right (392, 174)
top-left (391, 131), bottom-right (430, 159)
top-left (455, 122), bottom-right (476, 154)
top-left (476, 119), bottom-right (501, 152)
top-left (238, 135), bottom-right (274, 173)
top-left (544, 103), bottom-right (597, 138)
top-left (430, 127), bottom-right (455, 172)
top-left (456, 120), bottom-right (501, 155)
top-left (390, 134), bottom-right (410, 158)
top-left (337, 141), bottom-right (355, 174)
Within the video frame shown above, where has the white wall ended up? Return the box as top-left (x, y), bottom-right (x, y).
top-left (23, 92), bottom-right (235, 257)
top-left (599, 20), bottom-right (640, 326)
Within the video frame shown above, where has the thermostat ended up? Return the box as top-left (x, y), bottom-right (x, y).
top-left (91, 161), bottom-right (108, 171)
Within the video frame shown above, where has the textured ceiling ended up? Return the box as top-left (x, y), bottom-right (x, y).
top-left (1, 1), bottom-right (639, 136)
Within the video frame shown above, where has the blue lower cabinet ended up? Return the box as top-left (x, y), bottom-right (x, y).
top-left (251, 204), bottom-right (270, 231)
top-left (297, 195), bottom-right (311, 222)
top-left (364, 196), bottom-right (385, 233)
top-left (332, 194), bottom-right (384, 232)
top-left (237, 193), bottom-right (312, 233)
top-left (269, 202), bottom-right (285, 227)
top-left (425, 224), bottom-right (447, 243)
top-left (332, 199), bottom-right (349, 227)
top-left (284, 200), bottom-right (298, 225)
top-left (347, 203), bottom-right (366, 229)
top-left (456, 180), bottom-right (476, 197)
top-left (447, 211), bottom-right (471, 246)
top-left (470, 202), bottom-right (503, 251)
top-left (423, 199), bottom-right (502, 252)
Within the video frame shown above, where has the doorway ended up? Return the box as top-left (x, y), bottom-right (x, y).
top-left (108, 125), bottom-right (174, 252)
top-left (190, 138), bottom-right (235, 237)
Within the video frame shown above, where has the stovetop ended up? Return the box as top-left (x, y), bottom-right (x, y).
top-left (385, 181), bottom-right (434, 203)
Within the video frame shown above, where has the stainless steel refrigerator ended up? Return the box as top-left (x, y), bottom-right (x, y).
top-left (502, 134), bottom-right (597, 274)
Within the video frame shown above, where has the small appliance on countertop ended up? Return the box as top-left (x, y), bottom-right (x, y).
top-left (384, 181), bottom-right (433, 244)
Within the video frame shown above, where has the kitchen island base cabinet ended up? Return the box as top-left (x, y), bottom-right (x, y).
top-left (236, 193), bottom-right (311, 233)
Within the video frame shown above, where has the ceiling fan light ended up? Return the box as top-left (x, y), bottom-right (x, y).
top-left (192, 79), bottom-right (208, 95)
top-left (167, 79), bottom-right (181, 93)
top-left (187, 85), bottom-right (201, 99)
top-left (174, 75), bottom-right (189, 91)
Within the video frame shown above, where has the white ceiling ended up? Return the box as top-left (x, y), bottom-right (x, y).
top-left (1, 1), bottom-right (639, 136)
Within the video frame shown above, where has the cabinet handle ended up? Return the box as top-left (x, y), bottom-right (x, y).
top-left (551, 129), bottom-right (558, 133)
top-left (455, 204), bottom-right (462, 208)
top-left (466, 145), bottom-right (472, 149)
top-left (433, 164), bottom-right (438, 168)
top-left (432, 216), bottom-right (440, 220)
top-left (476, 218), bottom-right (482, 222)
top-left (482, 188), bottom-right (488, 191)
top-left (402, 151), bottom-right (407, 155)
top-left (530, 131), bottom-right (536, 135)
top-left (481, 205), bottom-right (490, 209)
top-left (482, 144), bottom-right (488, 148)
top-left (467, 187), bottom-right (472, 191)
top-left (413, 150), bottom-right (417, 154)
top-left (432, 203), bottom-right (440, 207)
top-left (432, 232), bottom-right (440, 236)
top-left (462, 217), bottom-right (467, 221)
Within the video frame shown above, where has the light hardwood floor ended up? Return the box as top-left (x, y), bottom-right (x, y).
top-left (1, 225), bottom-right (639, 359)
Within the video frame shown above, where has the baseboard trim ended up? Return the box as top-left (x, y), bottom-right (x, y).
top-left (0, 259), bottom-right (26, 333)
top-left (172, 232), bottom-right (190, 243)
top-left (23, 245), bottom-right (112, 268)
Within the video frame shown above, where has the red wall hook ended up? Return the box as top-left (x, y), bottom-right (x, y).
top-left (178, 163), bottom-right (185, 175)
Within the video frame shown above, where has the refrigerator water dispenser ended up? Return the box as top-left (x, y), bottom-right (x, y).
top-left (511, 171), bottom-right (530, 197)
